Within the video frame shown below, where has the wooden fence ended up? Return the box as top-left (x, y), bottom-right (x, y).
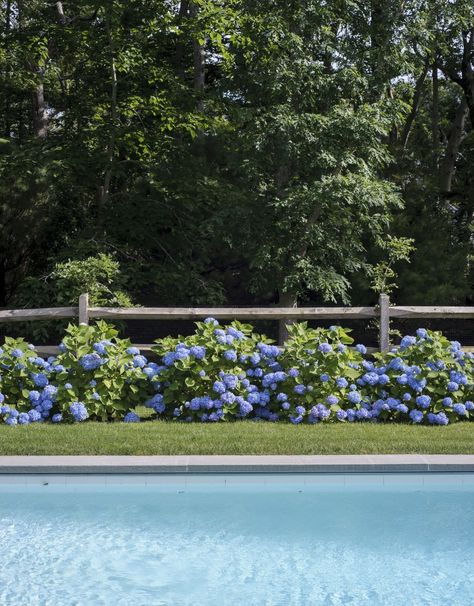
top-left (0, 293), bottom-right (473, 353)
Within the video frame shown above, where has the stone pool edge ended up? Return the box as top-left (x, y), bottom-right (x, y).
top-left (1, 455), bottom-right (474, 474)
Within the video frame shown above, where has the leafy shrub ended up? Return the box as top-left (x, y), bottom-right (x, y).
top-left (150, 319), bottom-right (278, 421)
top-left (52, 321), bottom-right (152, 421)
top-left (8, 253), bottom-right (133, 341)
top-left (360, 329), bottom-right (474, 425)
top-left (0, 321), bottom-right (473, 426)
top-left (275, 323), bottom-right (366, 423)
top-left (0, 322), bottom-right (154, 425)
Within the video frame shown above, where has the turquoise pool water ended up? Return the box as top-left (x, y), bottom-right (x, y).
top-left (0, 474), bottom-right (473, 606)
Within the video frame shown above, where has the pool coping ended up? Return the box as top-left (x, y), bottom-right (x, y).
top-left (1, 455), bottom-right (474, 474)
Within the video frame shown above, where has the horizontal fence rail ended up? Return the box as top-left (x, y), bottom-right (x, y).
top-left (88, 306), bottom-right (378, 321)
top-left (0, 293), bottom-right (473, 353)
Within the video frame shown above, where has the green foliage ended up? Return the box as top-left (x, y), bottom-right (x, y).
top-left (372, 330), bottom-right (474, 423)
top-left (278, 323), bottom-right (366, 418)
top-left (54, 322), bottom-right (151, 421)
top-left (151, 319), bottom-right (272, 420)
top-left (370, 236), bottom-right (416, 295)
top-left (0, 0), bottom-right (472, 324)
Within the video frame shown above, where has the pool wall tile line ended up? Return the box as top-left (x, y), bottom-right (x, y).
top-left (1, 455), bottom-right (474, 475)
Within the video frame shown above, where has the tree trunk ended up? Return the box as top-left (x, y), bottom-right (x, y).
top-left (189, 2), bottom-right (205, 111)
top-left (3, 0), bottom-right (12, 138)
top-left (461, 29), bottom-right (474, 129)
top-left (32, 78), bottom-right (48, 139)
top-left (439, 97), bottom-right (468, 193)
top-left (431, 60), bottom-right (439, 163)
top-left (97, 9), bottom-right (118, 234)
top-left (278, 288), bottom-right (298, 346)
top-left (399, 57), bottom-right (429, 149)
top-left (175, 1), bottom-right (189, 79)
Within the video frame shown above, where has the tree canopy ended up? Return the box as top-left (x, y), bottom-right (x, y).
top-left (0, 0), bottom-right (472, 316)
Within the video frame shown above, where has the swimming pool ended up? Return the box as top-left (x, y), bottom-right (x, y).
top-left (1, 473), bottom-right (473, 605)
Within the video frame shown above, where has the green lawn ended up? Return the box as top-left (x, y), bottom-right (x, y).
top-left (0, 421), bottom-right (473, 455)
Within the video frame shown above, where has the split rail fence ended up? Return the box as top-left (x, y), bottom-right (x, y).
top-left (0, 293), bottom-right (473, 354)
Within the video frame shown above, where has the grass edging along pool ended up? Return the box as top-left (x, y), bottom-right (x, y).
top-left (2, 454), bottom-right (474, 474)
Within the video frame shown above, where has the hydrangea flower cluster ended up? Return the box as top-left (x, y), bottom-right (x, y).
top-left (0, 321), bottom-right (473, 426)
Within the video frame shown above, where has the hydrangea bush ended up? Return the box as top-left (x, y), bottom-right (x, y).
top-left (275, 323), bottom-right (367, 423)
top-left (0, 322), bottom-right (154, 425)
top-left (150, 319), bottom-right (279, 422)
top-left (0, 320), bottom-right (472, 426)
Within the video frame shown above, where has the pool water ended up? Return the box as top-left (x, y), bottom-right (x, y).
top-left (0, 474), bottom-right (473, 606)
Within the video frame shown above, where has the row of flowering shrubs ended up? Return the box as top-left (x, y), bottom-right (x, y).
top-left (0, 319), bottom-right (473, 426)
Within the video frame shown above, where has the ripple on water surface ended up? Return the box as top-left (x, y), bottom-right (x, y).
top-left (0, 479), bottom-right (473, 606)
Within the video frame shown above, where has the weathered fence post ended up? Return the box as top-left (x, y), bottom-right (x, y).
top-left (79, 293), bottom-right (89, 325)
top-left (379, 293), bottom-right (390, 353)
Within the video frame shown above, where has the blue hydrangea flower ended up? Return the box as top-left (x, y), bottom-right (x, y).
top-left (69, 402), bottom-right (89, 422)
top-left (126, 347), bottom-right (140, 355)
top-left (336, 377), bottom-right (348, 389)
top-left (355, 344), bottom-right (367, 354)
top-left (32, 372), bottom-right (49, 388)
top-left (400, 336), bottom-right (417, 350)
top-left (28, 390), bottom-right (41, 403)
top-left (94, 341), bottom-right (112, 354)
top-left (5, 416), bottom-right (17, 426)
top-left (124, 411), bottom-right (140, 423)
top-left (326, 395), bottom-right (339, 406)
top-left (224, 350), bottom-right (237, 362)
top-left (221, 392), bottom-right (235, 404)
top-left (320, 374), bottom-right (330, 382)
top-left (204, 317), bottom-right (218, 325)
top-left (347, 391), bottom-right (361, 404)
top-left (174, 348), bottom-right (190, 360)
top-left (447, 381), bottom-right (459, 392)
top-left (163, 352), bottom-right (176, 366)
top-left (356, 408), bottom-right (369, 420)
top-left (239, 401), bottom-right (253, 416)
top-left (133, 355), bottom-right (147, 368)
top-left (228, 327), bottom-right (245, 340)
top-left (289, 414), bottom-right (303, 425)
top-left (336, 409), bottom-right (347, 421)
top-left (28, 409), bottom-right (42, 422)
top-left (18, 412), bottom-right (30, 425)
top-left (294, 384), bottom-right (306, 395)
top-left (318, 343), bottom-right (332, 354)
top-left (288, 368), bottom-right (299, 378)
top-left (190, 346), bottom-right (206, 359)
top-left (79, 353), bottom-right (104, 371)
top-left (416, 395), bottom-right (431, 409)
top-left (453, 403), bottom-right (467, 416)
top-left (11, 348), bottom-right (23, 358)
top-left (52, 413), bottom-right (62, 423)
top-left (409, 409), bottom-right (423, 423)
top-left (41, 399), bottom-right (53, 411)
top-left (213, 381), bottom-right (226, 394)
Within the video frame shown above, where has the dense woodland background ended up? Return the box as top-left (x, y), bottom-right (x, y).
top-left (0, 1), bottom-right (473, 326)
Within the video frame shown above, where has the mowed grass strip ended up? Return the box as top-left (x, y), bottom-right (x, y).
top-left (0, 422), bottom-right (474, 455)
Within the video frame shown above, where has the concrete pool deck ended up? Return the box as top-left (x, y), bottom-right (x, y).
top-left (1, 455), bottom-right (474, 474)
